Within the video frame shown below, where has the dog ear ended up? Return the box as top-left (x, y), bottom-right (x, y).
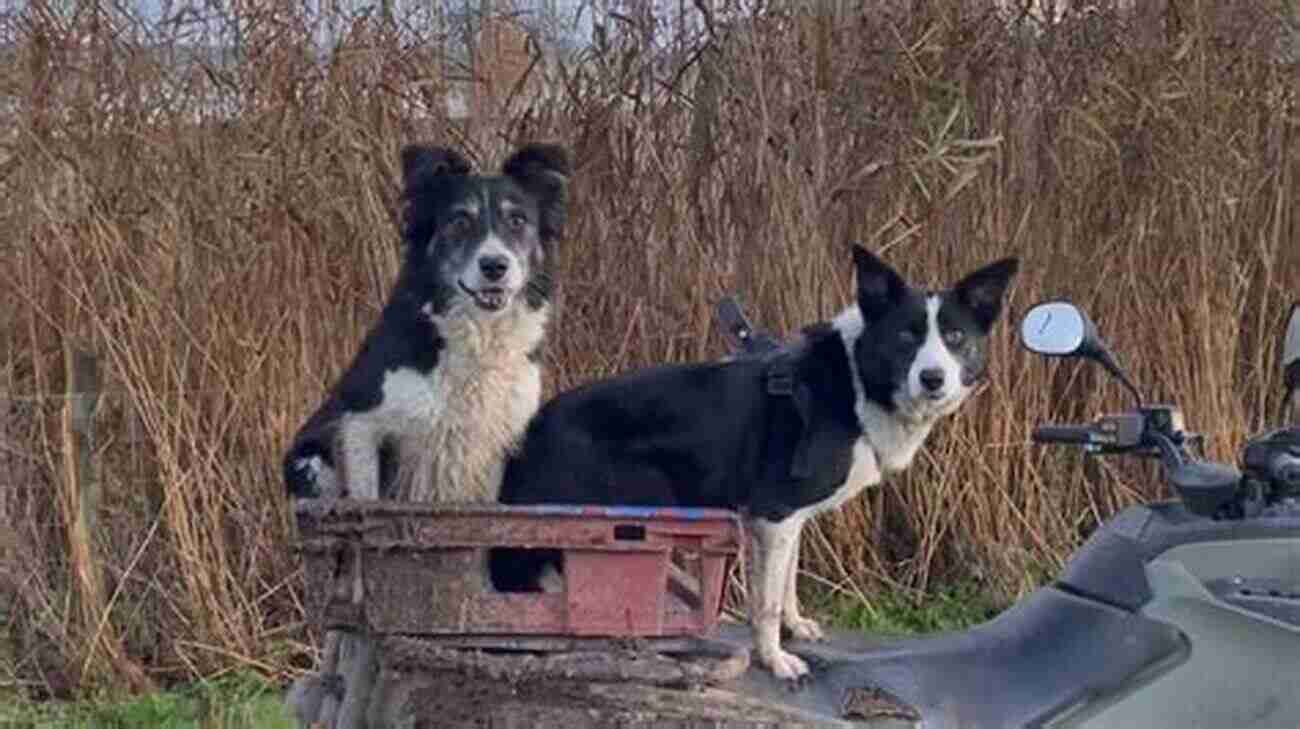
top-left (952, 257), bottom-right (1019, 332)
top-left (400, 144), bottom-right (472, 190)
top-left (852, 244), bottom-right (907, 321)
top-left (398, 145), bottom-right (471, 255)
top-left (502, 143), bottom-right (571, 242)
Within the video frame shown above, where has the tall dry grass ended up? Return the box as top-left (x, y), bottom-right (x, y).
top-left (0, 0), bottom-right (1297, 698)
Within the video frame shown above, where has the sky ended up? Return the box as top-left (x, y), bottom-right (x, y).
top-left (0, 0), bottom-right (747, 52)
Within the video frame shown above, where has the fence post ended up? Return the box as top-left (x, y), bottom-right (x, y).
top-left (63, 344), bottom-right (100, 541)
top-left (61, 342), bottom-right (106, 680)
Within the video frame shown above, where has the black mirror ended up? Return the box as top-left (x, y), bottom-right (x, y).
top-left (1020, 299), bottom-right (1143, 406)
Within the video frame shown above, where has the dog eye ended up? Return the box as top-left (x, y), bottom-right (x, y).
top-left (899, 330), bottom-right (919, 345)
top-left (447, 213), bottom-right (474, 236)
top-left (507, 212), bottom-right (528, 230)
top-left (942, 329), bottom-right (965, 346)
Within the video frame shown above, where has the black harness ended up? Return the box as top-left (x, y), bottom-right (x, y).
top-left (762, 351), bottom-right (815, 480)
top-left (716, 295), bottom-right (816, 483)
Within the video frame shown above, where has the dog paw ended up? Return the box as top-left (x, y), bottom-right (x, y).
top-left (760, 647), bottom-right (810, 682)
top-left (784, 616), bottom-right (825, 642)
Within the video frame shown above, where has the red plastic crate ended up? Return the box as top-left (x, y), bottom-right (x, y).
top-left (295, 500), bottom-right (743, 639)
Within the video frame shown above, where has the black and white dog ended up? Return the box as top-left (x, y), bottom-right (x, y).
top-left (492, 245), bottom-right (1017, 681)
top-left (283, 142), bottom-right (569, 504)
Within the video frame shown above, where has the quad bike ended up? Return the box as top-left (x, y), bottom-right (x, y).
top-left (290, 299), bottom-right (1300, 729)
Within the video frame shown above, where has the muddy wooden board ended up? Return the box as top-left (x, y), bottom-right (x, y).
top-left (333, 624), bottom-right (921, 729)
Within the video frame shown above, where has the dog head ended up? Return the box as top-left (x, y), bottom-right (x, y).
top-left (850, 245), bottom-right (1018, 423)
top-left (398, 143), bottom-right (570, 318)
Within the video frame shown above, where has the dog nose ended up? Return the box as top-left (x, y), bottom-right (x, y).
top-left (919, 368), bottom-right (945, 393)
top-left (479, 255), bottom-right (509, 282)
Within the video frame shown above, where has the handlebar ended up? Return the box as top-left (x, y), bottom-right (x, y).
top-left (1032, 425), bottom-right (1095, 445)
top-left (1034, 413), bottom-right (1300, 517)
top-left (1270, 452), bottom-right (1300, 489)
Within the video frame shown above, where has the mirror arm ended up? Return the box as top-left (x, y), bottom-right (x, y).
top-left (1095, 349), bottom-right (1143, 407)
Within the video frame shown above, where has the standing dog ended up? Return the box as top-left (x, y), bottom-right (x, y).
top-left (283, 142), bottom-right (569, 504)
top-left (492, 245), bottom-right (1017, 681)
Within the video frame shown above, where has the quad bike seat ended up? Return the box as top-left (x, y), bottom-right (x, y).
top-left (808, 586), bottom-right (1186, 728)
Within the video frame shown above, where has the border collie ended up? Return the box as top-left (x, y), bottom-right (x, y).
top-left (283, 142), bottom-right (570, 504)
top-left (492, 245), bottom-right (1017, 681)
top-left (285, 143), bottom-right (568, 729)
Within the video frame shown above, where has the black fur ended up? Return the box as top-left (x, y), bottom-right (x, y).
top-left (490, 330), bottom-right (861, 593)
top-left (491, 245), bottom-right (1018, 591)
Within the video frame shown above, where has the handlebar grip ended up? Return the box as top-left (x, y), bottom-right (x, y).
top-left (1271, 453), bottom-right (1300, 488)
top-left (1033, 425), bottom-right (1095, 444)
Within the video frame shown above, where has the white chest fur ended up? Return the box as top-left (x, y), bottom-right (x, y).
top-left (406, 302), bottom-right (548, 503)
top-left (340, 302), bottom-right (547, 503)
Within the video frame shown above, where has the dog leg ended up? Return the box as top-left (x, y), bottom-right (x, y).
top-left (781, 529), bottom-right (825, 642)
top-left (748, 516), bottom-right (809, 681)
top-left (404, 437), bottom-right (436, 503)
top-left (337, 419), bottom-right (381, 500)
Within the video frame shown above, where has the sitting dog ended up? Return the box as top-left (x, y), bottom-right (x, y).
top-left (491, 245), bottom-right (1018, 681)
top-left (283, 142), bottom-right (569, 503)
top-left (284, 143), bottom-right (569, 729)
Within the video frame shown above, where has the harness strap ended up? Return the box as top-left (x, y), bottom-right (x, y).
top-left (765, 354), bottom-right (813, 480)
top-left (715, 295), bottom-right (815, 482)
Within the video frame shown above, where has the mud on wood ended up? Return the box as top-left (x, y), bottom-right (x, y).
top-left (306, 635), bottom-right (919, 729)
top-left (369, 667), bottom-right (863, 729)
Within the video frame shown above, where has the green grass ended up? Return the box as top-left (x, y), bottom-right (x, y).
top-left (0, 672), bottom-right (295, 729)
top-left (815, 581), bottom-right (1008, 636)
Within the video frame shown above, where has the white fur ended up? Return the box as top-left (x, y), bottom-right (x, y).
top-left (406, 298), bottom-right (546, 503)
top-left (744, 304), bottom-right (975, 681)
top-left (909, 298), bottom-right (963, 399)
top-left (337, 298), bottom-right (548, 504)
top-left (301, 454), bottom-right (342, 499)
top-left (457, 232), bottom-right (525, 298)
